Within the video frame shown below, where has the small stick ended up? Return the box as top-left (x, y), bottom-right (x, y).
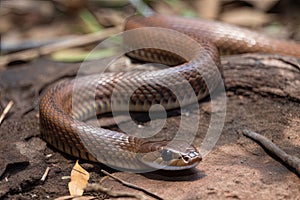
top-left (86, 183), bottom-right (147, 200)
top-left (0, 100), bottom-right (14, 125)
top-left (101, 169), bottom-right (164, 200)
top-left (41, 167), bottom-right (50, 182)
top-left (54, 195), bottom-right (95, 200)
top-left (243, 130), bottom-right (300, 176)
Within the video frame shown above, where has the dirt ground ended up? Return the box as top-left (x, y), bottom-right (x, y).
top-left (1, 0), bottom-right (300, 199)
top-left (0, 54), bottom-right (299, 199)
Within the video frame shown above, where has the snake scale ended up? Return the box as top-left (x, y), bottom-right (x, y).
top-left (39, 15), bottom-right (300, 171)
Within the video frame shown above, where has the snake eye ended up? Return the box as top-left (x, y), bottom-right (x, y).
top-left (181, 155), bottom-right (191, 163)
top-left (161, 149), bottom-right (173, 161)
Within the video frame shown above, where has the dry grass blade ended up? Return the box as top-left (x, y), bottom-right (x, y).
top-left (0, 100), bottom-right (14, 125)
top-left (41, 167), bottom-right (50, 182)
top-left (86, 183), bottom-right (147, 200)
top-left (101, 169), bottom-right (164, 200)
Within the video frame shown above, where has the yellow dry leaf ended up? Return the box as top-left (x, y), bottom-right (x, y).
top-left (68, 160), bottom-right (90, 196)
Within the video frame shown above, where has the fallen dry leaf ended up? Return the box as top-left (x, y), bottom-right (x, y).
top-left (220, 7), bottom-right (274, 27)
top-left (244, 0), bottom-right (279, 11)
top-left (194, 0), bottom-right (221, 19)
top-left (68, 160), bottom-right (90, 196)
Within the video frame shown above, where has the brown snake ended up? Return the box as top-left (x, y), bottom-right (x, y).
top-left (39, 15), bottom-right (300, 171)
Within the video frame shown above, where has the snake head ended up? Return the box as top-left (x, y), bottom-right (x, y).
top-left (137, 141), bottom-right (202, 170)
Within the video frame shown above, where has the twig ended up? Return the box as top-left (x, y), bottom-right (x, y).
top-left (0, 100), bottom-right (14, 125)
top-left (0, 26), bottom-right (122, 68)
top-left (243, 130), bottom-right (300, 177)
top-left (54, 195), bottom-right (95, 200)
top-left (1, 36), bottom-right (74, 54)
top-left (101, 169), bottom-right (164, 200)
top-left (41, 167), bottom-right (50, 182)
top-left (86, 183), bottom-right (147, 200)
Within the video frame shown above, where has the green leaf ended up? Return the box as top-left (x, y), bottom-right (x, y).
top-left (80, 9), bottom-right (103, 33)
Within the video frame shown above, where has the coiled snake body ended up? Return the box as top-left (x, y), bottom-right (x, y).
top-left (39, 15), bottom-right (300, 171)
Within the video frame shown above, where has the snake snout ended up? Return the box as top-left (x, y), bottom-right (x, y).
top-left (138, 142), bottom-right (202, 170)
top-left (181, 150), bottom-right (202, 164)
